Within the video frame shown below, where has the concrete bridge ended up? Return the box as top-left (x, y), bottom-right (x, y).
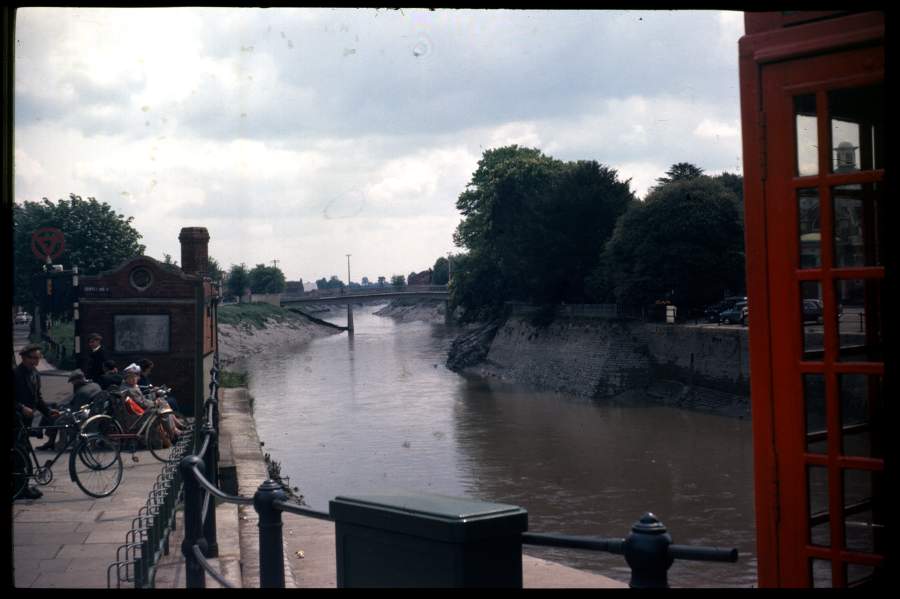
top-left (281, 287), bottom-right (450, 331)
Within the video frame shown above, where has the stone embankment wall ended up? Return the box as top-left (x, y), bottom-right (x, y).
top-left (456, 315), bottom-right (750, 415)
top-left (218, 318), bottom-right (339, 369)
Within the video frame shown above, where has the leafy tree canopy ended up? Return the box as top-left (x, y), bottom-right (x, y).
top-left (598, 176), bottom-right (745, 313)
top-left (654, 162), bottom-right (705, 188)
top-left (226, 263), bottom-right (250, 300)
top-left (431, 256), bottom-right (449, 285)
top-left (13, 194), bottom-right (146, 308)
top-left (451, 145), bottom-right (636, 320)
top-left (248, 263), bottom-right (286, 294)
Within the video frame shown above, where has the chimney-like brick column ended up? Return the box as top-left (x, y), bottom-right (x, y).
top-left (179, 227), bottom-right (210, 276)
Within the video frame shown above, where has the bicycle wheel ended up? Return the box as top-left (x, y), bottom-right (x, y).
top-left (78, 416), bottom-right (123, 470)
top-left (145, 415), bottom-right (177, 463)
top-left (69, 435), bottom-right (123, 498)
top-left (11, 446), bottom-right (31, 500)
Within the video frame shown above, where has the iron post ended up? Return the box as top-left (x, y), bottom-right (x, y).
top-left (623, 513), bottom-right (674, 588)
top-left (180, 455), bottom-right (208, 589)
top-left (254, 479), bottom-right (287, 588)
top-left (201, 420), bottom-right (219, 558)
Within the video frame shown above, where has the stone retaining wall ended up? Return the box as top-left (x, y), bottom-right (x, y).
top-left (465, 316), bottom-right (750, 401)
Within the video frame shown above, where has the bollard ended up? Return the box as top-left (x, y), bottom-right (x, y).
top-left (180, 455), bottom-right (208, 589)
top-left (623, 513), bottom-right (674, 588)
top-left (254, 479), bottom-right (287, 588)
top-left (201, 421), bottom-right (219, 558)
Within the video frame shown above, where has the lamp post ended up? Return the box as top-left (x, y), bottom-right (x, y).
top-left (346, 254), bottom-right (352, 289)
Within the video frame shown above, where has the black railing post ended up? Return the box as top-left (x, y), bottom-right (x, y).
top-left (180, 455), bottom-right (208, 589)
top-left (201, 420), bottom-right (219, 557)
top-left (254, 479), bottom-right (287, 588)
top-left (623, 513), bottom-right (674, 589)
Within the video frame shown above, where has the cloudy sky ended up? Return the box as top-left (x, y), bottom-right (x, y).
top-left (14, 8), bottom-right (745, 285)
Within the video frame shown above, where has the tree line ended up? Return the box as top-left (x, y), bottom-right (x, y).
top-left (447, 147), bottom-right (745, 322)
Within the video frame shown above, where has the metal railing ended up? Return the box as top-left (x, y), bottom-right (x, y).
top-left (107, 425), bottom-right (194, 588)
top-left (177, 353), bottom-right (333, 588)
top-left (174, 351), bottom-right (739, 589)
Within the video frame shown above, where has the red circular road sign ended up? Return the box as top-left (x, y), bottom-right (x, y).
top-left (31, 227), bottom-right (66, 261)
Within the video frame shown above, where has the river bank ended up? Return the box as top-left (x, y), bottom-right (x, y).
top-left (217, 303), bottom-right (342, 370)
top-left (447, 311), bottom-right (751, 418)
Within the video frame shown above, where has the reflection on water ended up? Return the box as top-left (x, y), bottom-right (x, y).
top-left (248, 304), bottom-right (757, 587)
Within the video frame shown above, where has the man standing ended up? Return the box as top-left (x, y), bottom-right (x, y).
top-left (13, 344), bottom-right (59, 498)
top-left (84, 333), bottom-right (107, 382)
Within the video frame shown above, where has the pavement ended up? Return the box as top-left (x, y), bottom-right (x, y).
top-left (11, 324), bottom-right (626, 589)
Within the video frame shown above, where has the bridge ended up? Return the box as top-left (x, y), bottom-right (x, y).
top-left (280, 286), bottom-right (450, 331)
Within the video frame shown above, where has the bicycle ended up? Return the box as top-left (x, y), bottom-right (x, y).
top-left (104, 386), bottom-right (185, 463)
top-left (12, 405), bottom-right (123, 500)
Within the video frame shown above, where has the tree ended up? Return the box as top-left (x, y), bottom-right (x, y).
top-left (207, 256), bottom-right (225, 282)
top-left (391, 274), bottom-right (406, 289)
top-left (451, 145), bottom-right (636, 319)
top-left (226, 263), bottom-right (250, 301)
top-left (431, 256), bottom-right (450, 285)
top-left (597, 176), bottom-right (745, 314)
top-left (162, 253), bottom-right (179, 266)
top-left (712, 172), bottom-right (744, 228)
top-left (654, 162), bottom-right (705, 188)
top-left (248, 264), bottom-right (286, 294)
top-left (13, 194), bottom-right (146, 309)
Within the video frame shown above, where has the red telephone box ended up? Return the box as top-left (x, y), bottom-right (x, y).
top-left (738, 12), bottom-right (886, 587)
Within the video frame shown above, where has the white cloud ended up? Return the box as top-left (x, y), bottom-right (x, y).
top-left (14, 7), bottom-right (746, 282)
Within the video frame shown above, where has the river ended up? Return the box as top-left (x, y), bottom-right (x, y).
top-left (246, 303), bottom-right (758, 588)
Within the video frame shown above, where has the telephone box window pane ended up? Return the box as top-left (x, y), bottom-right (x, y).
top-left (808, 465), bottom-right (830, 548)
top-left (843, 470), bottom-right (884, 554)
top-left (836, 279), bottom-right (882, 362)
top-left (839, 374), bottom-right (882, 458)
top-left (795, 94), bottom-right (819, 176)
top-left (810, 559), bottom-right (832, 588)
top-left (833, 183), bottom-right (882, 268)
top-left (846, 564), bottom-right (877, 587)
top-left (798, 189), bottom-right (821, 268)
top-left (805, 374), bottom-right (827, 454)
top-left (829, 84), bottom-right (883, 173)
top-left (801, 281), bottom-right (824, 357)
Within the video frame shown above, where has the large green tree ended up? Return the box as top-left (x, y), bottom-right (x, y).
top-left (13, 194), bottom-right (145, 308)
top-left (248, 264), bottom-right (286, 294)
top-left (451, 145), bottom-right (636, 320)
top-left (431, 256), bottom-right (450, 285)
top-left (226, 263), bottom-right (250, 300)
top-left (654, 162), bottom-right (705, 188)
top-left (597, 176), bottom-right (745, 313)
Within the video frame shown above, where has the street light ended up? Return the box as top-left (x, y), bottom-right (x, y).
top-left (346, 254), bottom-right (352, 290)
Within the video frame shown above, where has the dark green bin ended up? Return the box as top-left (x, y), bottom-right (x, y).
top-left (329, 493), bottom-right (528, 588)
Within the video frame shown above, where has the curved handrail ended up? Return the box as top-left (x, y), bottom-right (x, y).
top-left (192, 544), bottom-right (235, 588)
top-left (272, 499), bottom-right (332, 522)
top-left (188, 462), bottom-right (253, 506)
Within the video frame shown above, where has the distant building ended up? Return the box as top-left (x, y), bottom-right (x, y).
top-left (285, 280), bottom-right (304, 294)
top-left (407, 269), bottom-right (433, 286)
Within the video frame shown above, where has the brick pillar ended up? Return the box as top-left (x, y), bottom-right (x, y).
top-left (179, 227), bottom-right (210, 276)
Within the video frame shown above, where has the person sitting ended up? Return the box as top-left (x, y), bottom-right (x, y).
top-left (98, 360), bottom-right (123, 390)
top-left (137, 358), bottom-right (179, 414)
top-left (120, 364), bottom-right (185, 444)
top-left (41, 370), bottom-right (106, 450)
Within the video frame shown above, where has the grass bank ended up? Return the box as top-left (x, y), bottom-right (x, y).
top-left (217, 302), bottom-right (304, 328)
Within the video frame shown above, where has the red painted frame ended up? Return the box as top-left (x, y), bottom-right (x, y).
top-left (738, 11), bottom-right (885, 588)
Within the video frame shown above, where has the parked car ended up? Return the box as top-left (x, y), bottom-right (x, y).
top-left (719, 301), bottom-right (748, 325)
top-left (14, 312), bottom-right (31, 324)
top-left (705, 296), bottom-right (747, 322)
top-left (802, 299), bottom-right (823, 323)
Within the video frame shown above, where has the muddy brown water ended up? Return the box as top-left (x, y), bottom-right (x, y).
top-left (246, 304), bottom-right (757, 587)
